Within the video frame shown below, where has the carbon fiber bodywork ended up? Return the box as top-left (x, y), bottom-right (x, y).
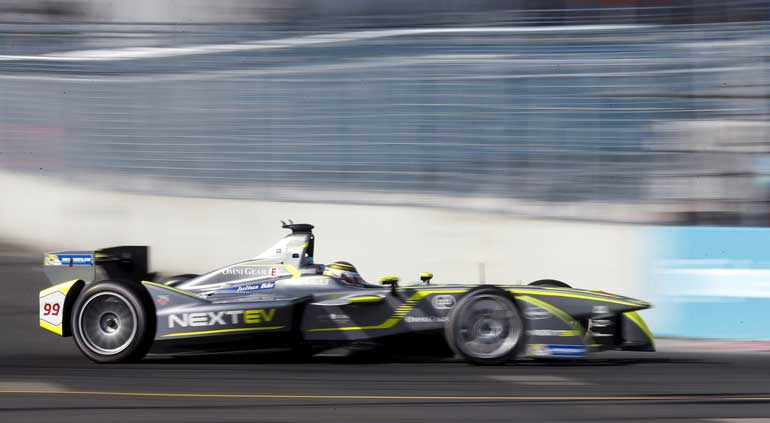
top-left (40, 223), bottom-right (654, 360)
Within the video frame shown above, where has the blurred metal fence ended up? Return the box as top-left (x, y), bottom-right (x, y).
top-left (2, 18), bottom-right (770, 223)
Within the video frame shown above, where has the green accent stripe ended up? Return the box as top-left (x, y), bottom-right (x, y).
top-left (516, 295), bottom-right (593, 345)
top-left (348, 295), bottom-right (384, 304)
top-left (404, 285), bottom-right (647, 307)
top-left (40, 279), bottom-right (79, 297)
top-left (40, 319), bottom-right (63, 336)
top-left (308, 286), bottom-right (643, 333)
top-left (509, 289), bottom-right (646, 307)
top-left (625, 311), bottom-right (655, 348)
top-left (517, 295), bottom-right (581, 330)
top-left (309, 289), bottom-right (465, 332)
top-left (162, 326), bottom-right (285, 337)
top-left (142, 280), bottom-right (204, 300)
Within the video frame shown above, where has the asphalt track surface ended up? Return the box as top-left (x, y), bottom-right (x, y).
top-left (2, 244), bottom-right (770, 422)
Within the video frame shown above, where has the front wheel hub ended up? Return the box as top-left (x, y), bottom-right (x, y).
top-left (79, 292), bottom-right (137, 355)
top-left (99, 313), bottom-right (120, 333)
top-left (456, 295), bottom-right (522, 359)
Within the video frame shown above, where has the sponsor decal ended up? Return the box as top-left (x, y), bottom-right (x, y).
top-left (431, 295), bottom-right (456, 310)
top-left (405, 316), bottom-right (449, 323)
top-left (221, 266), bottom-right (280, 277)
top-left (592, 305), bottom-right (610, 315)
top-left (230, 282), bottom-right (276, 292)
top-left (45, 253), bottom-right (93, 266)
top-left (156, 295), bottom-right (170, 306)
top-left (39, 291), bottom-right (66, 326)
top-left (527, 329), bottom-right (580, 337)
top-left (168, 308), bottom-right (276, 328)
top-left (524, 305), bottom-right (551, 320)
top-left (527, 344), bottom-right (587, 358)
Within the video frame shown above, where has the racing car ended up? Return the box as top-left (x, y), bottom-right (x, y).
top-left (39, 222), bottom-right (654, 365)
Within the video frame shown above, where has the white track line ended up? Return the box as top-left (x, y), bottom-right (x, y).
top-left (0, 25), bottom-right (654, 62)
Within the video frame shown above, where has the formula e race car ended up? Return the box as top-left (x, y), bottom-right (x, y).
top-left (39, 222), bottom-right (654, 365)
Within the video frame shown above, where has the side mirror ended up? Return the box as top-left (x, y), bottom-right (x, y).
top-left (380, 275), bottom-right (399, 293)
top-left (420, 272), bottom-right (433, 285)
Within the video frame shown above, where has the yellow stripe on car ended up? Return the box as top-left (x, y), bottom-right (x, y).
top-left (516, 295), bottom-right (595, 346)
top-left (408, 285), bottom-right (646, 307)
top-left (517, 295), bottom-right (586, 334)
top-left (39, 319), bottom-right (64, 336)
top-left (309, 289), bottom-right (465, 332)
top-left (347, 295), bottom-right (385, 304)
top-left (309, 286), bottom-right (643, 333)
top-left (625, 311), bottom-right (655, 348)
top-left (162, 326), bottom-right (286, 338)
top-left (509, 288), bottom-right (647, 307)
top-left (141, 281), bottom-right (204, 300)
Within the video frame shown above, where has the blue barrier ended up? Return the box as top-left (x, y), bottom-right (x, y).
top-left (648, 227), bottom-right (770, 340)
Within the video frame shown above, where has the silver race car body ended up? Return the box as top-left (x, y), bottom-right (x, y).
top-left (39, 223), bottom-right (654, 364)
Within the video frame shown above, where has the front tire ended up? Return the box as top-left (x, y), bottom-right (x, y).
top-left (445, 287), bottom-right (524, 365)
top-left (71, 281), bottom-right (154, 363)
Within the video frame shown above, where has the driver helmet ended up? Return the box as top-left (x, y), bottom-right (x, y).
top-left (323, 261), bottom-right (366, 286)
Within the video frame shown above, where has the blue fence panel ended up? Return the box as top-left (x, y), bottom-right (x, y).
top-left (649, 227), bottom-right (770, 340)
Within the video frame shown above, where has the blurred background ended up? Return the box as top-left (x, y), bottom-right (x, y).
top-left (3, 0), bottom-right (770, 225)
top-left (2, 0), bottom-right (770, 340)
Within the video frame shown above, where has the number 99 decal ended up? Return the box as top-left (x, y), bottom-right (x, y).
top-left (40, 291), bottom-right (66, 327)
top-left (43, 303), bottom-right (61, 316)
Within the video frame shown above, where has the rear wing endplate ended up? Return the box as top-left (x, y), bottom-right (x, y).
top-left (43, 246), bottom-right (150, 286)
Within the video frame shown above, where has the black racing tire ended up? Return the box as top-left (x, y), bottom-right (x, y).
top-left (71, 281), bottom-right (155, 363)
top-left (445, 287), bottom-right (525, 365)
top-left (528, 279), bottom-right (572, 288)
top-left (163, 274), bottom-right (199, 287)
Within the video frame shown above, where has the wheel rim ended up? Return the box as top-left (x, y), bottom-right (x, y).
top-left (455, 294), bottom-right (522, 359)
top-left (78, 292), bottom-right (137, 356)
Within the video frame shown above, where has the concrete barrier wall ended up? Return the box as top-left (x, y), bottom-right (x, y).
top-left (8, 171), bottom-right (770, 339)
top-left (0, 171), bottom-right (647, 298)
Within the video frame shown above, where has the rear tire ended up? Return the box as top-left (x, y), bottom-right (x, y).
top-left (445, 287), bottom-right (524, 365)
top-left (71, 281), bottom-right (155, 363)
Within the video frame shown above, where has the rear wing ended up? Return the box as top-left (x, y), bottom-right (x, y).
top-left (43, 246), bottom-right (150, 286)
